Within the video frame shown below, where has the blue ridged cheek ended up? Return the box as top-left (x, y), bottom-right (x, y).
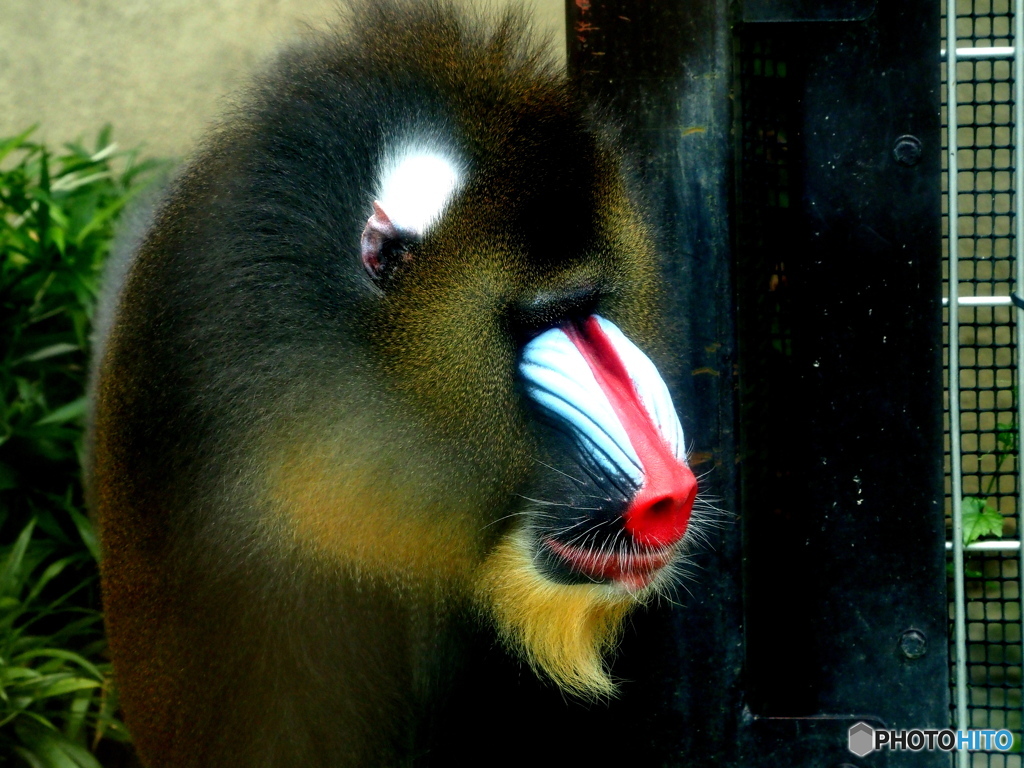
top-left (518, 316), bottom-right (687, 487)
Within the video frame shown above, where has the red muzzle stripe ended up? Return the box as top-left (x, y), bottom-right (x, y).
top-left (563, 317), bottom-right (698, 548)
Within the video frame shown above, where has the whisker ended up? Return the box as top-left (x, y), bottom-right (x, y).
top-left (515, 494), bottom-right (603, 512)
top-left (532, 458), bottom-right (585, 487)
top-left (480, 509), bottom-right (533, 530)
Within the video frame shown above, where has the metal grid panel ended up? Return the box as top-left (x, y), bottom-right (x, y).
top-left (964, 552), bottom-right (1023, 716)
top-left (953, 0), bottom-right (1013, 47)
top-left (947, 56), bottom-right (1015, 296)
top-left (949, 550), bottom-right (1023, 767)
top-left (948, 306), bottom-right (1018, 525)
top-left (944, 0), bottom-right (1024, 764)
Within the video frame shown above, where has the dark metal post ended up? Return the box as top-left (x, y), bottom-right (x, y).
top-left (568, 1), bottom-right (744, 764)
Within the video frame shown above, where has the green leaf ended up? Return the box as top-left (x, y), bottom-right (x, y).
top-left (0, 461), bottom-right (20, 491)
top-left (73, 189), bottom-right (135, 245)
top-left (0, 125), bottom-right (37, 165)
top-left (0, 595), bottom-right (23, 611)
top-left (49, 171), bottom-right (112, 194)
top-left (94, 125), bottom-right (113, 154)
top-left (961, 497), bottom-right (1004, 545)
top-left (16, 724), bottom-right (104, 768)
top-left (34, 397), bottom-right (87, 427)
top-left (0, 520), bottom-right (37, 597)
top-left (65, 509), bottom-right (100, 564)
top-left (20, 343), bottom-right (81, 364)
top-left (996, 421), bottom-right (1017, 455)
top-left (24, 557), bottom-right (75, 605)
top-left (13, 650), bottom-right (103, 681)
top-left (35, 678), bottom-right (101, 700)
top-left (12, 745), bottom-right (49, 768)
top-left (1, 666), bottom-right (42, 685)
top-left (62, 689), bottom-right (92, 742)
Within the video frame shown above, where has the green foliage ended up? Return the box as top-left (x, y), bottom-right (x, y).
top-left (960, 496), bottom-right (1004, 546)
top-left (960, 420), bottom-right (1014, 547)
top-left (0, 126), bottom-right (167, 766)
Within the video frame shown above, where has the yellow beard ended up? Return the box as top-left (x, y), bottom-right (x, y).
top-left (473, 532), bottom-right (637, 699)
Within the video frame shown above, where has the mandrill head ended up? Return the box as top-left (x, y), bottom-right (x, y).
top-left (325, 8), bottom-right (702, 695)
top-left (91, 5), bottom-right (702, 752)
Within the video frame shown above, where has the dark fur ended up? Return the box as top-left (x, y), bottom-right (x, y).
top-left (89, 3), bottom-right (667, 766)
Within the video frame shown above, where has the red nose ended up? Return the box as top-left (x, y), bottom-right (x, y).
top-left (624, 457), bottom-right (698, 548)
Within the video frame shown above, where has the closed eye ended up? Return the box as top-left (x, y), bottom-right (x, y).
top-left (511, 285), bottom-right (601, 341)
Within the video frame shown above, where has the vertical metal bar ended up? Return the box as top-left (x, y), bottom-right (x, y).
top-left (1015, 0), bottom-right (1024, 746)
top-left (945, 0), bottom-right (970, 762)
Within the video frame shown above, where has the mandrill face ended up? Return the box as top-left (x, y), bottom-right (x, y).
top-left (356, 135), bottom-right (698, 581)
top-left (348, 133), bottom-right (700, 695)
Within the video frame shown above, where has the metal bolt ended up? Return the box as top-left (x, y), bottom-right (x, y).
top-left (899, 628), bottom-right (927, 659)
top-left (893, 135), bottom-right (923, 166)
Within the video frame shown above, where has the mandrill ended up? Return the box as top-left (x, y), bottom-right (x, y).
top-left (87, 2), bottom-right (700, 766)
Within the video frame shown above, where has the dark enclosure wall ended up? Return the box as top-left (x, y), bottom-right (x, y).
top-left (567, 0), bottom-right (949, 765)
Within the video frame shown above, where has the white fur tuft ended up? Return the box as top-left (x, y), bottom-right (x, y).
top-left (376, 147), bottom-right (463, 235)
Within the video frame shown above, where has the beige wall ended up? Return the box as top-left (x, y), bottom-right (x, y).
top-left (1, 0), bottom-right (566, 160)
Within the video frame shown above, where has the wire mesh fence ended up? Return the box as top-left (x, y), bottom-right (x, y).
top-left (943, 0), bottom-right (1024, 763)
